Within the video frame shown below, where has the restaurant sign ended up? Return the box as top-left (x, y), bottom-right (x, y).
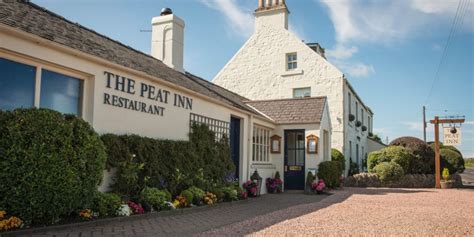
top-left (443, 127), bottom-right (461, 146)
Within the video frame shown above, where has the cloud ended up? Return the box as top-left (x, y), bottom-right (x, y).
top-left (331, 60), bottom-right (375, 78)
top-left (200, 0), bottom-right (254, 38)
top-left (319, 0), bottom-right (468, 44)
top-left (326, 44), bottom-right (359, 60)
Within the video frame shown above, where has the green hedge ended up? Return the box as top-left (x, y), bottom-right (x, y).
top-left (317, 161), bottom-right (342, 188)
top-left (331, 149), bottom-right (345, 172)
top-left (440, 148), bottom-right (465, 174)
top-left (390, 136), bottom-right (434, 174)
top-left (0, 109), bottom-right (106, 224)
top-left (367, 146), bottom-right (412, 174)
top-left (101, 123), bottom-right (235, 196)
top-left (374, 162), bottom-right (404, 182)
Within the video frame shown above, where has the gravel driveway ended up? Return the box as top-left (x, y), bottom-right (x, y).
top-left (204, 188), bottom-right (474, 236)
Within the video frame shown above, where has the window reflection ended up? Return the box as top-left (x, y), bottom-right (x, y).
top-left (40, 69), bottom-right (83, 115)
top-left (0, 58), bottom-right (36, 111)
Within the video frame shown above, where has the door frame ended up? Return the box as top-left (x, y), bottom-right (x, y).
top-left (284, 129), bottom-right (306, 190)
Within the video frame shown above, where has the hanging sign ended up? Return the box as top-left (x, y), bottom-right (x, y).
top-left (443, 127), bottom-right (461, 146)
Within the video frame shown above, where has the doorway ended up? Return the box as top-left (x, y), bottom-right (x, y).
top-left (284, 130), bottom-right (305, 190)
top-left (230, 117), bottom-right (241, 180)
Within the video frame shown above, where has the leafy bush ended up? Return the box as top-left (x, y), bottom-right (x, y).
top-left (331, 149), bottom-right (345, 172)
top-left (317, 161), bottom-right (343, 188)
top-left (210, 187), bottom-right (225, 202)
top-left (180, 190), bottom-right (194, 206)
top-left (344, 173), bottom-right (381, 187)
top-left (139, 187), bottom-right (171, 210)
top-left (185, 186), bottom-right (205, 205)
top-left (222, 187), bottom-right (238, 201)
top-left (367, 146), bottom-right (412, 174)
top-left (101, 123), bottom-right (235, 196)
top-left (0, 109), bottom-right (106, 224)
top-left (92, 191), bottom-right (121, 217)
top-left (374, 162), bottom-right (404, 182)
top-left (440, 149), bottom-right (465, 174)
top-left (390, 136), bottom-right (434, 174)
top-left (305, 171), bottom-right (316, 193)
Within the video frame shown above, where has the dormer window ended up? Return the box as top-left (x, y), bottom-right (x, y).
top-left (286, 53), bottom-right (297, 70)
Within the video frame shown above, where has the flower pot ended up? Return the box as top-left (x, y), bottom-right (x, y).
top-left (440, 180), bottom-right (454, 189)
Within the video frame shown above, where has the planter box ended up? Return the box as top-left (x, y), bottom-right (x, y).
top-left (440, 180), bottom-right (455, 189)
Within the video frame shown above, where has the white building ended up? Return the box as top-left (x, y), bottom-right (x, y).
top-left (0, 2), bottom-right (333, 192)
top-left (213, 0), bottom-right (381, 174)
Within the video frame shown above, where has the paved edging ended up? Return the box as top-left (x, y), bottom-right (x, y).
top-left (0, 199), bottom-right (250, 237)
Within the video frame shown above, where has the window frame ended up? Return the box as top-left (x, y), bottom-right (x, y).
top-left (0, 52), bottom-right (87, 117)
top-left (286, 52), bottom-right (298, 71)
top-left (252, 125), bottom-right (271, 164)
top-left (293, 87), bottom-right (311, 98)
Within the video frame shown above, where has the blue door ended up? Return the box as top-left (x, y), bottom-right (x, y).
top-left (230, 117), bottom-right (241, 180)
top-left (284, 130), bottom-right (305, 190)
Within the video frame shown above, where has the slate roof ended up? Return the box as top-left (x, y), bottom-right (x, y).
top-left (0, 1), bottom-right (259, 115)
top-left (245, 97), bottom-right (327, 124)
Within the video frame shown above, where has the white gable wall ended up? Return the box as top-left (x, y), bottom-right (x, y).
top-left (213, 23), bottom-right (350, 171)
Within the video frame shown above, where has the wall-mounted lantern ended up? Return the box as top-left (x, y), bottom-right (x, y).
top-left (270, 135), bottom-right (281, 153)
top-left (306, 134), bottom-right (318, 154)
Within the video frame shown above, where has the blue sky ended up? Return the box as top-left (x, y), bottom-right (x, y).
top-left (33, 0), bottom-right (473, 157)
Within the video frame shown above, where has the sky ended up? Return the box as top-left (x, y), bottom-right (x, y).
top-left (33, 0), bottom-right (474, 157)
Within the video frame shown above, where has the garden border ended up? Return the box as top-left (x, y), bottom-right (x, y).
top-left (0, 199), bottom-right (249, 237)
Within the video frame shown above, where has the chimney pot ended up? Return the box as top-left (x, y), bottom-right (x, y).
top-left (160, 8), bottom-right (173, 16)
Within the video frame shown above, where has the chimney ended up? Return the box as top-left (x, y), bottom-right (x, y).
top-left (151, 8), bottom-right (185, 73)
top-left (255, 0), bottom-right (289, 31)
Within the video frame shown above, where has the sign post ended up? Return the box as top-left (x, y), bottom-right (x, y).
top-left (429, 116), bottom-right (464, 189)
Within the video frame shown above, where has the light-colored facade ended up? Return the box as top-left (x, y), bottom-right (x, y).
top-left (213, 0), bottom-right (376, 174)
top-left (0, 2), bottom-right (332, 193)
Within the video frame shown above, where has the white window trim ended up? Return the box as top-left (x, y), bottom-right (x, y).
top-left (286, 52), bottom-right (298, 71)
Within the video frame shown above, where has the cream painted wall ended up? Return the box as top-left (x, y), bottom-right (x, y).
top-left (212, 9), bottom-right (372, 176)
top-left (0, 28), bottom-right (263, 192)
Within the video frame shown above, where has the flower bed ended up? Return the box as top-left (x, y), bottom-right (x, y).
top-left (344, 172), bottom-right (463, 188)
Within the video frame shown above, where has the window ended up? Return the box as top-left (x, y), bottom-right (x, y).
top-left (0, 58), bottom-right (36, 111)
top-left (361, 109), bottom-right (364, 125)
top-left (356, 144), bottom-right (359, 166)
top-left (252, 125), bottom-right (270, 163)
top-left (356, 102), bottom-right (359, 121)
top-left (190, 113), bottom-right (229, 141)
top-left (368, 116), bottom-right (372, 133)
top-left (293, 87), bottom-right (311, 98)
top-left (40, 69), bottom-right (83, 116)
top-left (348, 93), bottom-right (352, 122)
top-left (286, 53), bottom-right (297, 70)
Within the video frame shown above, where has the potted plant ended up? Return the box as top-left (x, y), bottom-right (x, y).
top-left (355, 121), bottom-right (362, 127)
top-left (349, 114), bottom-right (355, 122)
top-left (266, 171), bottom-right (283, 193)
top-left (311, 179), bottom-right (326, 194)
top-left (368, 132), bottom-right (374, 137)
top-left (440, 168), bottom-right (454, 189)
top-left (362, 125), bottom-right (367, 132)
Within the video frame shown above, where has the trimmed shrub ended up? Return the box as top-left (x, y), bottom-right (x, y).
top-left (91, 191), bottom-right (121, 217)
top-left (374, 162), bottom-right (404, 182)
top-left (180, 190), bottom-right (194, 206)
top-left (390, 136), bottom-right (434, 174)
top-left (367, 146), bottom-right (412, 174)
top-left (139, 187), bottom-right (170, 210)
top-left (344, 173), bottom-right (381, 187)
top-left (185, 186), bottom-right (205, 205)
top-left (305, 171), bottom-right (316, 193)
top-left (317, 161), bottom-right (343, 188)
top-left (0, 109), bottom-right (106, 224)
top-left (440, 149), bottom-right (465, 174)
top-left (345, 172), bottom-right (462, 188)
top-left (222, 187), bottom-right (238, 201)
top-left (101, 123), bottom-right (235, 196)
top-left (331, 149), bottom-right (345, 172)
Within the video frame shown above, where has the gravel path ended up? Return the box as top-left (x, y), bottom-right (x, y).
top-left (203, 188), bottom-right (474, 236)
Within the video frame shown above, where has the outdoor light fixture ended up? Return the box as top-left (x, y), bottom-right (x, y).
top-left (450, 127), bottom-right (457, 134)
top-left (250, 169), bottom-right (262, 196)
